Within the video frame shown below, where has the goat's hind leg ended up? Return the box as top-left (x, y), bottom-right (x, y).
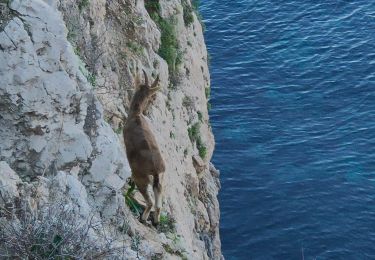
top-left (152, 173), bottom-right (163, 226)
top-left (134, 178), bottom-right (153, 223)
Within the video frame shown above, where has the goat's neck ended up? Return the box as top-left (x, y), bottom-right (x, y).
top-left (128, 107), bottom-right (149, 120)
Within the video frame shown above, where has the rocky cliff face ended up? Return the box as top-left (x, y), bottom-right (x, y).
top-left (0, 0), bottom-right (221, 259)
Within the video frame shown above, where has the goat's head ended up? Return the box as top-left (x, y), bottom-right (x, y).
top-left (129, 70), bottom-right (160, 114)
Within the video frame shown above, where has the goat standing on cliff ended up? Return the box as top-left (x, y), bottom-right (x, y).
top-left (123, 70), bottom-right (165, 225)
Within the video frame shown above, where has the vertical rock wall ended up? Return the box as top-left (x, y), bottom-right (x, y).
top-left (0, 0), bottom-right (222, 259)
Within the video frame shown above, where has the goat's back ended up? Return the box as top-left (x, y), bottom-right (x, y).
top-left (124, 115), bottom-right (166, 176)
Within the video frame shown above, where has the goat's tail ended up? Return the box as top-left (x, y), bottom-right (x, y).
top-left (153, 174), bottom-right (160, 189)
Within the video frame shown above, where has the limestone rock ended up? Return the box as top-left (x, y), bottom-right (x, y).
top-left (0, 0), bottom-right (222, 258)
top-left (193, 154), bottom-right (206, 173)
top-left (0, 161), bottom-right (21, 202)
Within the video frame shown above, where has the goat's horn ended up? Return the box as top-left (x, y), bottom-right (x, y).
top-left (134, 67), bottom-right (140, 87)
top-left (142, 69), bottom-right (149, 86)
top-left (151, 74), bottom-right (160, 89)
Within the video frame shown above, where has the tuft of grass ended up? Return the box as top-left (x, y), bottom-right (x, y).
top-left (191, 0), bottom-right (205, 31)
top-left (126, 41), bottom-right (144, 56)
top-left (170, 131), bottom-right (175, 139)
top-left (79, 66), bottom-right (97, 88)
top-left (124, 180), bottom-right (142, 216)
top-left (205, 87), bottom-right (210, 99)
top-left (131, 232), bottom-right (141, 255)
top-left (196, 138), bottom-right (207, 159)
top-left (187, 122), bottom-right (207, 159)
top-left (115, 126), bottom-right (123, 134)
top-left (145, 0), bottom-right (181, 77)
top-left (182, 95), bottom-right (194, 109)
top-left (163, 244), bottom-right (175, 254)
top-left (188, 122), bottom-right (200, 142)
top-left (197, 111), bottom-right (203, 122)
top-left (205, 87), bottom-right (212, 111)
top-left (78, 0), bottom-right (89, 12)
top-left (158, 17), bottom-right (179, 75)
top-left (87, 72), bottom-right (96, 87)
top-left (182, 0), bottom-right (194, 26)
top-left (207, 102), bottom-right (212, 111)
top-left (158, 213), bottom-right (176, 233)
top-left (145, 0), bottom-right (161, 14)
top-left (162, 234), bottom-right (188, 259)
top-left (0, 200), bottom-right (126, 259)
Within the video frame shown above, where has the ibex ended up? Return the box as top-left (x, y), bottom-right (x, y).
top-left (123, 70), bottom-right (165, 225)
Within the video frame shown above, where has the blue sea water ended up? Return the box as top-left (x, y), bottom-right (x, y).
top-left (199, 0), bottom-right (375, 259)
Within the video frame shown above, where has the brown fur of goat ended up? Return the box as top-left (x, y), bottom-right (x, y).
top-left (123, 70), bottom-right (165, 225)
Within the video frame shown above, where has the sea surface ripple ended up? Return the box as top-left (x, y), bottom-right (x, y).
top-left (200, 0), bottom-right (375, 259)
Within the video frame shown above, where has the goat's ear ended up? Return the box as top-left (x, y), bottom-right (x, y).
top-left (151, 74), bottom-right (160, 89)
top-left (142, 69), bottom-right (149, 86)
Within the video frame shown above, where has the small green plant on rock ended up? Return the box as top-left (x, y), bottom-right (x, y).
top-left (0, 200), bottom-right (125, 258)
top-left (145, 0), bottom-right (161, 15)
top-left (187, 122), bottom-right (207, 159)
top-left (86, 72), bottom-right (97, 87)
top-left (115, 126), bottom-right (123, 134)
top-left (188, 122), bottom-right (200, 142)
top-left (205, 87), bottom-right (212, 111)
top-left (162, 233), bottom-right (188, 260)
top-left (126, 41), bottom-right (144, 56)
top-left (197, 138), bottom-right (207, 159)
top-left (78, 63), bottom-right (97, 88)
top-left (182, 0), bottom-right (195, 26)
top-left (124, 180), bottom-right (142, 216)
top-left (157, 212), bottom-right (176, 233)
top-left (78, 0), bottom-right (89, 12)
top-left (197, 111), bottom-right (203, 122)
top-left (205, 86), bottom-right (210, 99)
top-left (131, 232), bottom-right (142, 258)
top-left (182, 95), bottom-right (194, 110)
top-left (207, 102), bottom-right (212, 111)
top-left (145, 0), bottom-right (181, 77)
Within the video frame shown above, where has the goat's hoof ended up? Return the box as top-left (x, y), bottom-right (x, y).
top-left (139, 216), bottom-right (146, 224)
top-left (151, 219), bottom-right (159, 227)
top-left (139, 216), bottom-right (153, 227)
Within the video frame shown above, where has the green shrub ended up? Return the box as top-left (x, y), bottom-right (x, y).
top-left (182, 95), bottom-right (194, 109)
top-left (196, 137), bottom-right (207, 159)
top-left (182, 0), bottom-right (194, 26)
top-left (78, 0), bottom-right (89, 11)
top-left (158, 213), bottom-right (176, 233)
top-left (205, 87), bottom-right (210, 99)
top-left (192, 0), bottom-right (206, 31)
top-left (192, 0), bottom-right (200, 10)
top-left (115, 126), bottom-right (123, 134)
top-left (124, 181), bottom-right (142, 216)
top-left (0, 200), bottom-right (124, 258)
top-left (158, 18), bottom-right (179, 75)
top-left (79, 66), bottom-right (97, 88)
top-left (197, 111), bottom-right (203, 122)
top-left (145, 0), bottom-right (180, 76)
top-left (145, 0), bottom-right (161, 14)
top-left (188, 122), bottom-right (200, 142)
top-left (86, 72), bottom-right (96, 87)
top-left (188, 122), bottom-right (207, 159)
top-left (126, 41), bottom-right (144, 56)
